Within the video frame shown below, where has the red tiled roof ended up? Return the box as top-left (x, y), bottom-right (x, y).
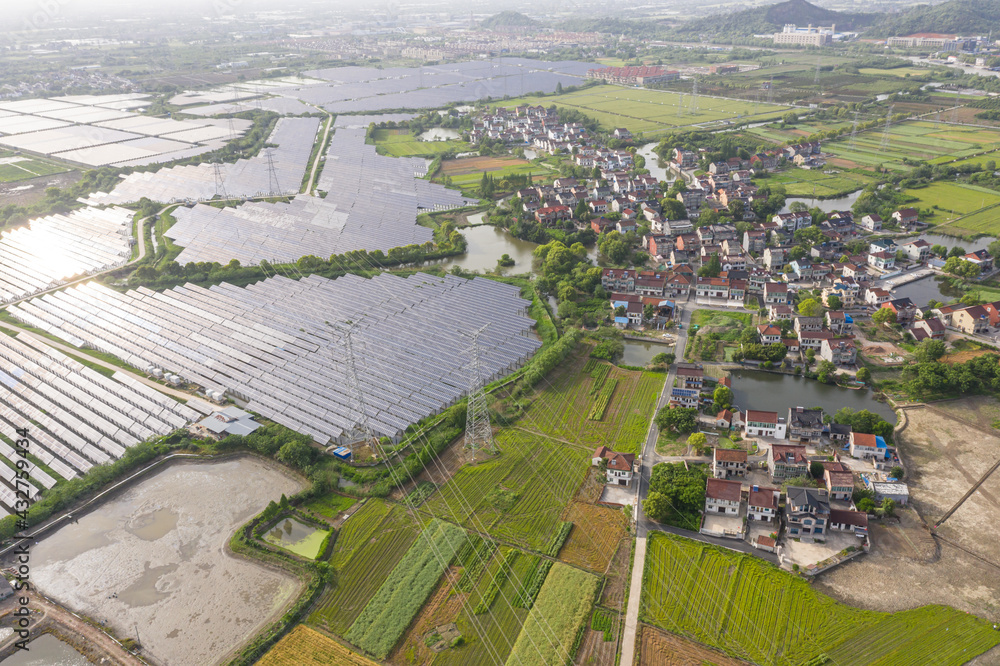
top-left (771, 445), bottom-right (808, 463)
top-left (749, 487), bottom-right (779, 510)
top-left (745, 410), bottom-right (778, 424)
top-left (714, 448), bottom-right (747, 463)
top-left (706, 478), bottom-right (743, 502)
top-left (829, 508), bottom-right (868, 528)
top-left (851, 432), bottom-right (877, 447)
top-left (607, 452), bottom-right (635, 471)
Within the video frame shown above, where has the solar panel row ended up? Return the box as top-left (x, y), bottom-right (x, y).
top-left (9, 273), bottom-right (540, 445)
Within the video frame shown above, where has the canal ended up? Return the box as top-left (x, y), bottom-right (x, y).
top-left (729, 369), bottom-right (896, 423)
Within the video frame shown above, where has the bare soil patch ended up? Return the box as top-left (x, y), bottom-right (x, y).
top-left (814, 400), bottom-right (1000, 620)
top-left (389, 566), bottom-right (467, 665)
top-left (575, 625), bottom-right (619, 666)
top-left (601, 539), bottom-right (632, 609)
top-left (638, 624), bottom-right (751, 666)
top-left (441, 156), bottom-right (531, 176)
top-left (940, 349), bottom-right (995, 365)
top-left (0, 170), bottom-right (81, 206)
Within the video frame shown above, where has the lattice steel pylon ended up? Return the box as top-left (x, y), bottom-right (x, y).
top-left (814, 56), bottom-right (822, 86)
top-left (848, 111), bottom-right (860, 151)
top-left (463, 324), bottom-right (495, 461)
top-left (677, 93), bottom-right (684, 117)
top-left (340, 325), bottom-right (372, 455)
top-left (212, 162), bottom-right (228, 201)
top-left (265, 147), bottom-right (280, 197)
top-left (766, 79), bottom-right (774, 105)
top-left (879, 104), bottom-right (894, 151)
top-left (689, 77), bottom-right (699, 116)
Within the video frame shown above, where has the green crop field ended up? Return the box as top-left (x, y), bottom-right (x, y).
top-left (901, 181), bottom-right (1000, 228)
top-left (311, 500), bottom-right (424, 634)
top-left (641, 532), bottom-right (1000, 666)
top-left (433, 546), bottom-right (540, 665)
top-left (520, 351), bottom-right (663, 455)
top-left (505, 562), bottom-right (600, 666)
top-left (346, 519), bottom-right (467, 658)
top-left (302, 492), bottom-right (356, 518)
top-left (500, 84), bottom-right (792, 136)
top-left (0, 154), bottom-right (69, 183)
top-left (422, 429), bottom-right (591, 552)
top-left (825, 121), bottom-right (1000, 172)
top-left (766, 168), bottom-right (873, 197)
top-left (373, 128), bottom-right (468, 157)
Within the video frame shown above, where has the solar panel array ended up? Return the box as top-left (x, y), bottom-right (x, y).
top-left (0, 206), bottom-right (134, 304)
top-left (9, 273), bottom-right (540, 444)
top-left (0, 331), bottom-right (197, 516)
top-left (0, 94), bottom-right (245, 167)
top-left (84, 117), bottom-right (320, 205)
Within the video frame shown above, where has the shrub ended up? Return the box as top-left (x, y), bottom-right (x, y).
top-left (544, 521), bottom-right (573, 557)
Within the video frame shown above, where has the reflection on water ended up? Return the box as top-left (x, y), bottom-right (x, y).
top-left (890, 275), bottom-right (964, 307)
top-left (638, 142), bottom-right (674, 184)
top-left (437, 226), bottom-right (540, 273)
top-left (898, 232), bottom-right (993, 253)
top-left (730, 370), bottom-right (896, 422)
top-left (621, 339), bottom-right (673, 366)
top-left (780, 190), bottom-right (862, 214)
top-left (267, 517), bottom-right (318, 546)
top-left (418, 128), bottom-right (461, 141)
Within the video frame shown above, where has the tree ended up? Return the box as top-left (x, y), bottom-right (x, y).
top-left (826, 294), bottom-right (842, 310)
top-left (652, 352), bottom-right (675, 366)
top-left (890, 465), bottom-right (905, 480)
top-left (816, 359), bottom-right (837, 384)
top-left (698, 253), bottom-right (722, 278)
top-left (614, 305), bottom-right (626, 317)
top-left (810, 461), bottom-right (825, 479)
top-left (798, 298), bottom-right (822, 317)
top-left (644, 303), bottom-right (656, 321)
top-left (914, 338), bottom-right (946, 363)
top-left (856, 367), bottom-right (872, 384)
top-left (948, 246), bottom-right (967, 258)
top-left (275, 439), bottom-right (315, 469)
top-left (943, 256), bottom-right (981, 279)
top-left (857, 497), bottom-right (876, 513)
top-left (654, 406), bottom-right (698, 434)
top-left (687, 432), bottom-right (707, 453)
top-left (642, 492), bottom-right (672, 523)
top-left (728, 200), bottom-right (745, 220)
top-left (660, 198), bottom-right (687, 220)
top-left (789, 201), bottom-right (809, 213)
top-left (712, 385), bottom-right (733, 412)
top-left (872, 307), bottom-right (897, 327)
top-left (880, 497), bottom-right (896, 517)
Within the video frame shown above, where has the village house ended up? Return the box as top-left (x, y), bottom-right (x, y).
top-left (763, 281), bottom-right (790, 305)
top-left (825, 310), bottom-right (852, 335)
top-left (798, 329), bottom-right (834, 351)
top-left (865, 287), bottom-right (891, 307)
top-left (669, 387), bottom-right (700, 409)
top-left (674, 148), bottom-right (697, 168)
top-left (762, 246), bottom-right (789, 271)
top-left (870, 480), bottom-right (909, 505)
top-left (900, 239), bottom-right (931, 262)
top-left (868, 251), bottom-right (896, 271)
top-left (772, 211), bottom-right (812, 232)
top-left (849, 432), bottom-right (890, 463)
top-left (591, 446), bottom-right (637, 486)
top-left (712, 448), bottom-right (748, 479)
top-left (696, 277), bottom-right (730, 299)
top-left (793, 316), bottom-right (823, 335)
top-left (535, 205), bottom-right (572, 225)
top-left (769, 444), bottom-right (809, 481)
top-left (859, 214), bottom-right (883, 232)
top-left (823, 463), bottom-right (855, 501)
top-left (705, 478), bottom-right (743, 515)
top-left (952, 304), bottom-right (991, 334)
top-left (963, 249), bottom-right (994, 274)
top-left (768, 303), bottom-right (794, 321)
top-left (676, 363), bottom-right (705, 389)
top-left (713, 409), bottom-right (743, 431)
top-left (746, 410), bottom-right (788, 440)
top-left (828, 509), bottom-right (868, 537)
top-left (757, 324), bottom-right (782, 344)
top-left (829, 422), bottom-right (852, 443)
top-left (823, 279), bottom-right (861, 308)
top-left (820, 337), bottom-right (857, 366)
top-left (787, 406), bottom-right (824, 443)
top-left (911, 317), bottom-right (946, 341)
top-left (882, 298), bottom-right (916, 327)
top-left (785, 486), bottom-right (830, 539)
top-left (891, 208), bottom-right (920, 230)
top-left (747, 485), bottom-right (781, 522)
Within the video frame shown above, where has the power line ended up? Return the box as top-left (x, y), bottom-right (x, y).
top-left (848, 111), bottom-right (860, 152)
top-left (879, 104), bottom-right (895, 151)
top-left (463, 325), bottom-right (496, 461)
top-left (265, 147), bottom-right (281, 197)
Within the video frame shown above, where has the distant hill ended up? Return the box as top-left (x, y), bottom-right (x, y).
top-left (865, 0), bottom-right (1000, 37)
top-left (481, 11), bottom-right (538, 30)
top-left (674, 0), bottom-right (876, 38)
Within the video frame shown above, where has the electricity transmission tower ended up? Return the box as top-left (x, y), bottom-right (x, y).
top-left (463, 325), bottom-right (496, 461)
top-left (879, 105), bottom-right (894, 151)
top-left (690, 77), bottom-right (699, 116)
top-left (677, 93), bottom-right (684, 118)
top-left (952, 89), bottom-right (961, 123)
top-left (212, 162), bottom-right (228, 201)
top-left (848, 111), bottom-right (860, 151)
top-left (814, 56), bottom-right (822, 85)
top-left (766, 79), bottom-right (774, 105)
top-left (265, 148), bottom-right (281, 197)
top-left (340, 325), bottom-right (373, 456)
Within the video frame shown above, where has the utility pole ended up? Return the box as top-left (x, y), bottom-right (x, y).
top-left (690, 77), bottom-right (699, 116)
top-left (879, 104), bottom-right (894, 151)
top-left (213, 162), bottom-right (228, 201)
top-left (463, 325), bottom-right (496, 461)
top-left (265, 148), bottom-right (280, 197)
top-left (340, 324), bottom-right (373, 456)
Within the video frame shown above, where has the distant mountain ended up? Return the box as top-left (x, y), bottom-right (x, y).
top-left (674, 0), bottom-right (877, 37)
top-left (481, 11), bottom-right (538, 30)
top-left (865, 0), bottom-right (1000, 37)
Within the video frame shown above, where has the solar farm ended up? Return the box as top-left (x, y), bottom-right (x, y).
top-left (0, 206), bottom-right (134, 304)
top-left (0, 94), bottom-right (249, 167)
top-left (161, 117), bottom-right (475, 266)
top-left (9, 273), bottom-right (540, 444)
top-left (83, 117), bottom-right (320, 205)
top-left (0, 330), bottom-right (198, 516)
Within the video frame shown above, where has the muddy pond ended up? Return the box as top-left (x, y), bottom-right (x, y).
top-left (0, 634), bottom-right (89, 666)
top-left (30, 457), bottom-right (305, 665)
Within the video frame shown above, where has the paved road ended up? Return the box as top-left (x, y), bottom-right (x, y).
top-left (304, 105), bottom-right (333, 195)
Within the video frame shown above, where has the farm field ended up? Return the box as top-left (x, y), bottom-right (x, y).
top-left (257, 625), bottom-right (377, 666)
top-left (557, 501), bottom-right (628, 573)
top-left (500, 84), bottom-right (792, 136)
top-left (825, 121), bottom-right (1000, 172)
top-left (373, 128), bottom-right (468, 157)
top-left (766, 168), bottom-right (873, 197)
top-left (901, 181), bottom-right (1000, 228)
top-left (431, 546), bottom-right (539, 665)
top-left (0, 152), bottom-right (69, 183)
top-left (310, 500), bottom-right (424, 635)
top-left (302, 492), bottom-right (357, 518)
top-left (506, 562), bottom-right (600, 666)
top-left (436, 155), bottom-right (541, 192)
top-left (519, 351), bottom-right (663, 455)
top-left (422, 428), bottom-right (591, 552)
top-left (638, 624), bottom-right (750, 666)
top-left (641, 532), bottom-right (1000, 666)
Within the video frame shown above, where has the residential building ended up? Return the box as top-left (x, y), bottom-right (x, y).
top-left (763, 282), bottom-right (790, 305)
top-left (901, 239), bottom-right (931, 262)
top-left (768, 303), bottom-right (794, 321)
top-left (785, 486), bottom-right (830, 538)
top-left (712, 448), bottom-right (748, 479)
top-left (592, 446), bottom-right (636, 486)
top-left (829, 422), bottom-right (852, 442)
top-left (823, 279), bottom-right (861, 308)
top-left (743, 230), bottom-right (766, 255)
top-left (820, 337), bottom-right (857, 366)
top-left (870, 481), bottom-right (909, 505)
top-left (868, 251), bottom-right (896, 271)
top-left (787, 407), bottom-right (824, 443)
top-left (697, 277), bottom-right (729, 299)
top-left (793, 316), bottom-right (823, 335)
top-left (669, 388), bottom-right (700, 409)
top-left (713, 409), bottom-right (742, 431)
top-left (772, 211), bottom-right (812, 231)
top-left (912, 317), bottom-right (946, 341)
top-left (828, 509), bottom-right (868, 537)
top-left (535, 205), bottom-right (572, 225)
top-left (825, 310), bottom-right (852, 335)
top-left (882, 298), bottom-right (916, 327)
top-left (824, 465), bottom-right (854, 501)
top-left (963, 249), bottom-right (994, 273)
top-left (859, 214), bottom-right (883, 232)
top-left (674, 149), bottom-right (697, 168)
top-left (705, 478), bottom-right (743, 515)
top-left (798, 329), bottom-right (834, 351)
top-left (865, 288), bottom-right (891, 307)
top-left (747, 485), bottom-right (781, 522)
top-left (769, 445), bottom-right (809, 481)
top-left (891, 208), bottom-right (920, 230)
top-left (953, 304), bottom-right (990, 334)
top-left (757, 324), bottom-right (782, 344)
top-left (745, 410), bottom-right (787, 440)
top-left (849, 432), bottom-right (890, 462)
top-left (763, 246), bottom-right (789, 271)
top-left (676, 364), bottom-right (704, 389)
top-left (601, 268), bottom-right (637, 292)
